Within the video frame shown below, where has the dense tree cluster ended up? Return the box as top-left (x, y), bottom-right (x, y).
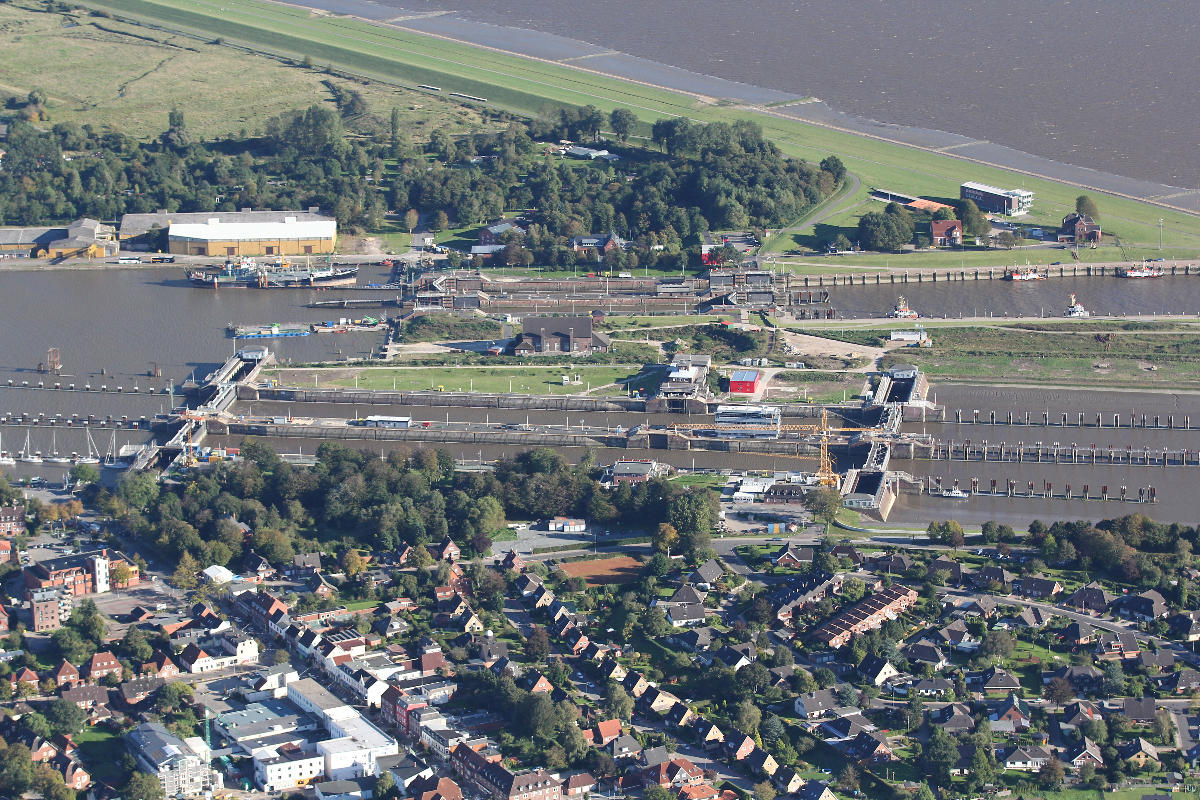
top-left (91, 442), bottom-right (719, 575)
top-left (1, 105), bottom-right (843, 271)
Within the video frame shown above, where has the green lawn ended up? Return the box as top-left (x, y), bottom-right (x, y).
top-left (71, 0), bottom-right (1200, 264)
top-left (327, 365), bottom-right (658, 394)
top-left (75, 727), bottom-right (128, 782)
top-left (343, 599), bottom-right (380, 611)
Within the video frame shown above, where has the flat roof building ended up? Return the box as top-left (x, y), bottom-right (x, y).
top-left (118, 208), bottom-right (336, 256)
top-left (960, 182), bottom-right (1033, 216)
top-left (0, 218), bottom-right (116, 259)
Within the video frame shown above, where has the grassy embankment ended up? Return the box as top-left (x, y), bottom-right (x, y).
top-left (62, 0), bottom-right (1200, 266)
top-left (804, 323), bottom-right (1200, 388)
top-left (0, 2), bottom-right (483, 140)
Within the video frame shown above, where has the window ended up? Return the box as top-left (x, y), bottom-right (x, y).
top-left (304, 245), bottom-right (313, 254)
top-left (265, 246), bottom-right (276, 255)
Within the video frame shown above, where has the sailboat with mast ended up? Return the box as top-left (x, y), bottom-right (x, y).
top-left (75, 429), bottom-right (101, 465)
top-left (102, 430), bottom-right (122, 469)
top-left (46, 430), bottom-right (71, 464)
top-left (19, 430), bottom-right (42, 463)
top-left (0, 432), bottom-right (14, 466)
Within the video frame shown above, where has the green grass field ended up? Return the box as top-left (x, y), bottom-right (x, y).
top-left (75, 727), bottom-right (128, 782)
top-left (62, 0), bottom-right (1200, 265)
top-left (0, 2), bottom-right (483, 140)
top-left (327, 365), bottom-right (657, 394)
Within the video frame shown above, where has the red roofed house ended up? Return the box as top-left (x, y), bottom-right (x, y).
top-left (85, 651), bottom-right (122, 683)
top-left (585, 719), bottom-right (623, 747)
top-left (0, 538), bottom-right (14, 565)
top-left (143, 651), bottom-right (180, 679)
top-left (438, 537), bottom-right (461, 563)
top-left (930, 219), bottom-right (963, 247)
top-left (564, 773), bottom-right (596, 797)
top-left (52, 659), bottom-right (80, 688)
top-left (641, 758), bottom-right (705, 789)
top-left (11, 666), bottom-right (39, 693)
top-left (58, 757), bottom-right (91, 790)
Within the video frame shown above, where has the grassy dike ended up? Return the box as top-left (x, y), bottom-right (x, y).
top-left (70, 0), bottom-right (1200, 257)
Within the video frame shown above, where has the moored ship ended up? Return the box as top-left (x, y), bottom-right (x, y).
top-left (1002, 266), bottom-right (1045, 281)
top-left (189, 257), bottom-right (358, 288)
top-left (887, 295), bottom-right (918, 319)
top-left (1117, 265), bottom-right (1164, 278)
top-left (1065, 293), bottom-right (1090, 318)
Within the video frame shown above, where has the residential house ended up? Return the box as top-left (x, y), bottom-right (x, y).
top-left (990, 693), bottom-right (1031, 732)
top-left (1123, 697), bottom-right (1157, 725)
top-left (1059, 212), bottom-right (1102, 244)
top-left (935, 619), bottom-right (980, 652)
top-left (744, 748), bottom-right (778, 777)
top-left (1012, 575), bottom-right (1062, 599)
top-left (795, 782), bottom-right (836, 800)
top-left (844, 730), bottom-right (894, 763)
top-left (52, 659), bottom-right (80, 688)
top-left (902, 641), bottom-right (948, 671)
top-left (437, 537), bottom-right (461, 563)
top-left (1095, 631), bottom-right (1140, 660)
top-left (930, 219), bottom-right (963, 247)
top-left (1116, 738), bottom-right (1158, 768)
top-left (928, 557), bottom-right (965, 585)
top-left (772, 545), bottom-right (814, 569)
top-left (689, 559), bottom-right (724, 589)
top-left (857, 656), bottom-right (899, 687)
top-left (1002, 745), bottom-right (1052, 771)
top-left (871, 553), bottom-right (913, 575)
top-left (725, 733), bottom-right (756, 762)
top-left (1162, 668), bottom-right (1200, 694)
top-left (1061, 620), bottom-right (1095, 646)
top-left (970, 666), bottom-right (1021, 695)
top-left (972, 565), bottom-right (1014, 590)
top-left (666, 604), bottom-right (708, 628)
top-left (563, 773), bottom-right (595, 798)
top-left (794, 689), bottom-right (839, 720)
top-left (1169, 611), bottom-right (1200, 642)
top-left (1058, 700), bottom-right (1100, 733)
top-left (85, 651), bottom-right (122, 683)
top-left (641, 758), bottom-right (705, 789)
top-left (1113, 589), bottom-right (1168, 621)
top-left (1065, 737), bottom-right (1104, 769)
top-left (607, 734), bottom-right (642, 761)
top-left (500, 550), bottom-right (526, 573)
top-left (1065, 582), bottom-right (1114, 613)
top-left (930, 703), bottom-right (974, 734)
top-left (773, 767), bottom-right (804, 795)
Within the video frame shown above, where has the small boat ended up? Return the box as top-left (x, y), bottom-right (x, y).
top-left (1117, 265), bottom-right (1164, 278)
top-left (19, 430), bottom-right (42, 464)
top-left (75, 429), bottom-right (101, 465)
top-left (888, 296), bottom-right (918, 319)
top-left (942, 488), bottom-right (969, 499)
top-left (45, 430), bottom-right (71, 464)
top-left (1065, 293), bottom-right (1090, 318)
top-left (1003, 266), bottom-right (1044, 281)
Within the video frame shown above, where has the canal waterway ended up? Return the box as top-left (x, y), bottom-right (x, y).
top-left (4, 267), bottom-right (1200, 522)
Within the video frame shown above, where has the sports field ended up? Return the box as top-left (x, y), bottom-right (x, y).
top-left (559, 556), bottom-right (641, 585)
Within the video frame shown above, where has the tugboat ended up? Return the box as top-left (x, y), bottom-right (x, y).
top-left (1117, 264), bottom-right (1164, 278)
top-left (1065, 293), bottom-right (1090, 318)
top-left (1002, 266), bottom-right (1045, 281)
top-left (888, 296), bottom-right (918, 319)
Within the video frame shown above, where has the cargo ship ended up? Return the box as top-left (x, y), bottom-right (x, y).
top-left (189, 258), bottom-right (359, 288)
top-left (1002, 266), bottom-right (1044, 281)
top-left (1117, 265), bottom-right (1164, 278)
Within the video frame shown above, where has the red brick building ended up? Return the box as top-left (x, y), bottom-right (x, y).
top-left (930, 219), bottom-right (963, 247)
top-left (84, 651), bottom-right (122, 683)
top-left (0, 504), bottom-right (25, 537)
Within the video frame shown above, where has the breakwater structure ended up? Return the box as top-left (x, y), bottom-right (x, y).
top-left (921, 475), bottom-right (1158, 504)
